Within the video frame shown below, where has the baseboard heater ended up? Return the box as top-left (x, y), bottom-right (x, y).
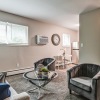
top-left (6, 67), bottom-right (34, 76)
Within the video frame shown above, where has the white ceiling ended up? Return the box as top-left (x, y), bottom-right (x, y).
top-left (0, 0), bottom-right (100, 31)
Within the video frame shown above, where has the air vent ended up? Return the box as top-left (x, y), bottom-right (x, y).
top-left (36, 35), bottom-right (48, 45)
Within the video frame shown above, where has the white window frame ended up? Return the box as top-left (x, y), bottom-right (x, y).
top-left (62, 33), bottom-right (70, 47)
top-left (0, 21), bottom-right (28, 46)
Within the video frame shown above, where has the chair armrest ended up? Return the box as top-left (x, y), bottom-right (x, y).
top-left (93, 71), bottom-right (100, 80)
top-left (67, 64), bottom-right (82, 78)
top-left (67, 64), bottom-right (79, 72)
top-left (67, 64), bottom-right (82, 88)
top-left (92, 71), bottom-right (100, 100)
top-left (34, 59), bottom-right (44, 70)
top-left (47, 59), bottom-right (55, 67)
top-left (47, 60), bottom-right (55, 71)
top-left (12, 92), bottom-right (30, 100)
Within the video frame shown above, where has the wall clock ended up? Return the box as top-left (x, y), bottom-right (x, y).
top-left (51, 34), bottom-right (60, 46)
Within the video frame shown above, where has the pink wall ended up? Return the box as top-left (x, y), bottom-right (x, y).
top-left (0, 11), bottom-right (78, 71)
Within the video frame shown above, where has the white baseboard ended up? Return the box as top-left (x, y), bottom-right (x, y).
top-left (7, 67), bottom-right (34, 76)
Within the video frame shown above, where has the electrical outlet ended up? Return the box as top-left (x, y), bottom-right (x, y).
top-left (16, 63), bottom-right (19, 67)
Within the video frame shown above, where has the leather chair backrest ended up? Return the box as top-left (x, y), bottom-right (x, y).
top-left (80, 64), bottom-right (100, 78)
top-left (34, 58), bottom-right (54, 70)
top-left (42, 58), bottom-right (53, 66)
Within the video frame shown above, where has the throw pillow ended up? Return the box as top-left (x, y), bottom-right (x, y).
top-left (0, 83), bottom-right (11, 100)
top-left (0, 83), bottom-right (10, 94)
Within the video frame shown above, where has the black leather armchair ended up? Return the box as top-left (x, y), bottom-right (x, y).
top-left (67, 63), bottom-right (100, 100)
top-left (34, 58), bottom-right (55, 71)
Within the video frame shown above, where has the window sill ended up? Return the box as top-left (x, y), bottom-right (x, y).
top-left (62, 45), bottom-right (70, 48)
top-left (0, 43), bottom-right (29, 47)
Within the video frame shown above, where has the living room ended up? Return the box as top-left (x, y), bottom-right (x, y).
top-left (0, 0), bottom-right (100, 100)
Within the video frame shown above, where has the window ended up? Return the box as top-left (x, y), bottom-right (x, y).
top-left (72, 42), bottom-right (79, 49)
top-left (0, 21), bottom-right (28, 45)
top-left (62, 33), bottom-right (70, 47)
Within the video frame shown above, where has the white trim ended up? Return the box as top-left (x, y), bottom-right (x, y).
top-left (7, 67), bottom-right (34, 76)
top-left (0, 43), bottom-right (29, 47)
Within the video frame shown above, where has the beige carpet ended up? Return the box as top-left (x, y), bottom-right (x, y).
top-left (7, 68), bottom-right (88, 100)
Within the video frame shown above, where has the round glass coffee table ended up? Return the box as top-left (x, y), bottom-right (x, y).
top-left (23, 70), bottom-right (58, 99)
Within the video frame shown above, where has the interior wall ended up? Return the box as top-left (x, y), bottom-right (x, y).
top-left (79, 9), bottom-right (100, 65)
top-left (0, 11), bottom-right (78, 72)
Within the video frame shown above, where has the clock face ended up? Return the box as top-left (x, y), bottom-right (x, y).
top-left (54, 36), bottom-right (59, 43)
top-left (51, 34), bottom-right (60, 46)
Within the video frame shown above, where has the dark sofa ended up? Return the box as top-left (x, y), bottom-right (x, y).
top-left (67, 63), bottom-right (100, 100)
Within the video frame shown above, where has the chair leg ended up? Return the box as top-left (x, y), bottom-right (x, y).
top-left (57, 66), bottom-right (59, 70)
top-left (69, 89), bottom-right (71, 94)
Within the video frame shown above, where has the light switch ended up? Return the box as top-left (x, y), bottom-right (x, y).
top-left (81, 43), bottom-right (83, 47)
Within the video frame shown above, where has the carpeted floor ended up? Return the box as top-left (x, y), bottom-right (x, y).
top-left (7, 69), bottom-right (88, 100)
